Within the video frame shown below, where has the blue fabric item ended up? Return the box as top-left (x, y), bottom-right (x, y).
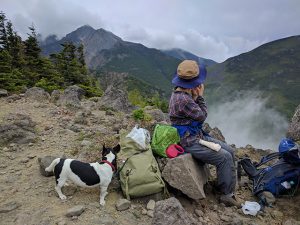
top-left (173, 121), bottom-right (208, 138)
top-left (279, 138), bottom-right (296, 153)
top-left (172, 65), bottom-right (207, 89)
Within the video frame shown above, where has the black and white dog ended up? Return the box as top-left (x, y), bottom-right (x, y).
top-left (45, 144), bottom-right (120, 206)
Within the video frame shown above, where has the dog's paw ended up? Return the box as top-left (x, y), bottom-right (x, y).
top-left (99, 200), bottom-right (106, 206)
top-left (59, 195), bottom-right (67, 200)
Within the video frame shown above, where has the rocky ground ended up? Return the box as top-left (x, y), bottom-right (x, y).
top-left (0, 87), bottom-right (299, 225)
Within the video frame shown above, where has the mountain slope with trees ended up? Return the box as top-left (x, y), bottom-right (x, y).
top-left (0, 12), bottom-right (102, 97)
top-left (206, 36), bottom-right (300, 118)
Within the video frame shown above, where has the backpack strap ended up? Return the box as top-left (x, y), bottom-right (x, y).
top-left (255, 152), bottom-right (282, 167)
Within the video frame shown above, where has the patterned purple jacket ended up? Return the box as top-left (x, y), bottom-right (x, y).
top-left (168, 90), bottom-right (207, 147)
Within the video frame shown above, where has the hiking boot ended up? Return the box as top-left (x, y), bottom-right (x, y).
top-left (220, 195), bottom-right (241, 207)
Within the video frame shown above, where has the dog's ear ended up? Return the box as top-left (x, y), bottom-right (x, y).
top-left (102, 144), bottom-right (109, 156)
top-left (113, 144), bottom-right (121, 154)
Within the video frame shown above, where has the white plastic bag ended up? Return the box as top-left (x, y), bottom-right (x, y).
top-left (242, 201), bottom-right (261, 216)
top-left (126, 125), bottom-right (150, 150)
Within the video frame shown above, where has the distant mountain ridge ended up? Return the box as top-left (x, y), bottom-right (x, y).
top-left (41, 26), bottom-right (300, 118)
top-left (206, 35), bottom-right (300, 118)
top-left (41, 25), bottom-right (214, 95)
top-left (162, 48), bottom-right (217, 66)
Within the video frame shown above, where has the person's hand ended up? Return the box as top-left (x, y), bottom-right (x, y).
top-left (192, 84), bottom-right (204, 100)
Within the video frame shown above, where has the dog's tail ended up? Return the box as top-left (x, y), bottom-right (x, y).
top-left (45, 158), bottom-right (60, 172)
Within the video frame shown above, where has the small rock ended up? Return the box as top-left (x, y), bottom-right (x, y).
top-left (283, 219), bottom-right (300, 225)
top-left (116, 199), bottom-right (131, 211)
top-left (71, 216), bottom-right (78, 220)
top-left (38, 156), bottom-right (58, 177)
top-left (0, 89), bottom-right (8, 97)
top-left (270, 210), bottom-right (283, 220)
top-left (147, 210), bottom-right (154, 218)
top-left (65, 205), bottom-right (85, 217)
top-left (20, 158), bottom-right (29, 163)
top-left (100, 215), bottom-right (115, 225)
top-left (142, 209), bottom-right (147, 215)
top-left (220, 215), bottom-right (231, 222)
top-left (146, 199), bottom-right (155, 210)
top-left (81, 140), bottom-right (92, 147)
top-left (42, 137), bottom-right (46, 141)
top-left (195, 209), bottom-right (204, 217)
top-left (3, 147), bottom-right (9, 151)
top-left (28, 143), bottom-right (34, 146)
top-left (213, 205), bottom-right (218, 211)
top-left (56, 219), bottom-right (67, 225)
top-left (0, 201), bottom-right (20, 213)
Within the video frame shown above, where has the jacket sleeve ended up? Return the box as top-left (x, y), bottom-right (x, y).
top-left (182, 95), bottom-right (207, 122)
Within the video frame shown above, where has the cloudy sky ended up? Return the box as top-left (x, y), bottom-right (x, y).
top-left (2, 0), bottom-right (300, 62)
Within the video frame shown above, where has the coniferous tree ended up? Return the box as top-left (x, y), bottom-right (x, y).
top-left (23, 25), bottom-right (42, 85)
top-left (6, 21), bottom-right (25, 68)
top-left (0, 12), bottom-right (8, 50)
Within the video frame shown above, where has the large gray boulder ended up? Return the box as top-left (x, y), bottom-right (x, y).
top-left (287, 104), bottom-right (300, 141)
top-left (152, 197), bottom-right (198, 225)
top-left (144, 106), bottom-right (168, 123)
top-left (98, 84), bottom-right (133, 112)
top-left (0, 113), bottom-right (37, 145)
top-left (162, 154), bottom-right (209, 199)
top-left (57, 85), bottom-right (85, 108)
top-left (25, 87), bottom-right (50, 102)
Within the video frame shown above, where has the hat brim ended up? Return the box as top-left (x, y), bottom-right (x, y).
top-left (172, 66), bottom-right (207, 89)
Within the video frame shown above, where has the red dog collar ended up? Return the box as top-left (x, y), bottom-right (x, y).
top-left (101, 160), bottom-right (116, 172)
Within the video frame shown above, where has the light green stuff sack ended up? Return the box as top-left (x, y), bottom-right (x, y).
top-left (151, 124), bottom-right (180, 157)
top-left (118, 130), bottom-right (166, 200)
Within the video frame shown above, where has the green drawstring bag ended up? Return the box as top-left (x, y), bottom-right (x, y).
top-left (151, 124), bottom-right (180, 157)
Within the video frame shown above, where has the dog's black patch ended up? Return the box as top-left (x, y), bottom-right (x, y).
top-left (54, 158), bottom-right (66, 184)
top-left (70, 160), bottom-right (100, 186)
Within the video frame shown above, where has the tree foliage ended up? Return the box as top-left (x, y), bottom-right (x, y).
top-left (0, 12), bottom-right (102, 97)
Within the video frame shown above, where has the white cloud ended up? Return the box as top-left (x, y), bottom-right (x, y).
top-left (207, 93), bottom-right (289, 150)
top-left (2, 0), bottom-right (300, 62)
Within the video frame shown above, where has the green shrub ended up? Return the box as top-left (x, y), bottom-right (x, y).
top-left (35, 78), bottom-right (61, 93)
top-left (132, 108), bottom-right (152, 121)
top-left (78, 84), bottom-right (103, 98)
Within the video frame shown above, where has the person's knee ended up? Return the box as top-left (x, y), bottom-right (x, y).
top-left (220, 150), bottom-right (233, 163)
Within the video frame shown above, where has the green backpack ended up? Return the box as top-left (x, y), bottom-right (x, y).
top-left (151, 124), bottom-right (180, 157)
top-left (118, 130), bottom-right (166, 200)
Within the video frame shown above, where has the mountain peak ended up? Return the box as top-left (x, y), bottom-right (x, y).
top-left (76, 24), bottom-right (95, 32)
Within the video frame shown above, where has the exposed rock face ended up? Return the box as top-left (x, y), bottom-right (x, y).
top-left (161, 154), bottom-right (209, 199)
top-left (152, 197), bottom-right (198, 225)
top-left (0, 89), bottom-right (8, 97)
top-left (202, 123), bottom-right (226, 142)
top-left (0, 113), bottom-right (36, 144)
top-left (144, 106), bottom-right (168, 123)
top-left (57, 85), bottom-right (85, 108)
top-left (287, 104), bottom-right (300, 141)
top-left (25, 87), bottom-right (50, 102)
top-left (6, 94), bottom-right (21, 103)
top-left (98, 74), bottom-right (133, 112)
top-left (50, 90), bottom-right (61, 103)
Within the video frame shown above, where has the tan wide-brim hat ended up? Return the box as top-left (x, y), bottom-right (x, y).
top-left (172, 60), bottom-right (207, 89)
